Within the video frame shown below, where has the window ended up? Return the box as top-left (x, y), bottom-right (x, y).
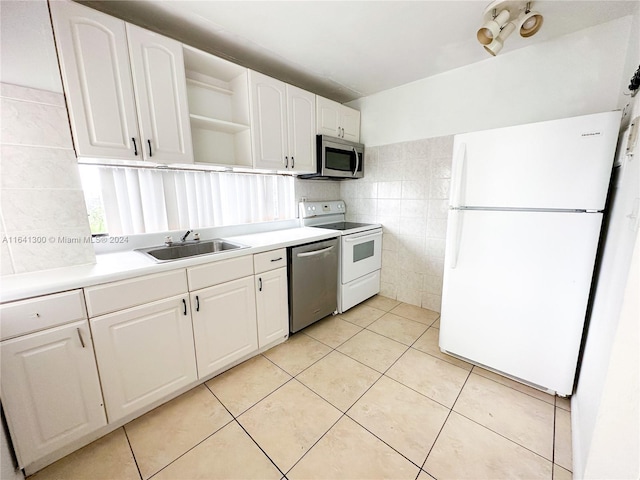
top-left (78, 165), bottom-right (295, 236)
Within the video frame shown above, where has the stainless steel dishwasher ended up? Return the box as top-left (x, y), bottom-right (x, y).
top-left (288, 237), bottom-right (339, 333)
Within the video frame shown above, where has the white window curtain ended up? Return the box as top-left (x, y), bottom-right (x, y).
top-left (92, 166), bottom-right (295, 235)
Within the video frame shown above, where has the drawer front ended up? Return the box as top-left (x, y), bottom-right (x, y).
top-left (85, 269), bottom-right (188, 317)
top-left (254, 248), bottom-right (287, 274)
top-left (0, 290), bottom-right (86, 341)
top-left (187, 255), bottom-right (253, 291)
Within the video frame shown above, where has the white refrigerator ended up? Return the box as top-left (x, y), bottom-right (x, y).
top-left (439, 111), bottom-right (621, 396)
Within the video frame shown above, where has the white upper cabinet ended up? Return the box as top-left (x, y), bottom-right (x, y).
top-left (50, 0), bottom-right (140, 160)
top-left (316, 96), bottom-right (361, 143)
top-left (126, 24), bottom-right (193, 164)
top-left (50, 0), bottom-right (193, 164)
top-left (249, 71), bottom-right (316, 173)
top-left (250, 72), bottom-right (288, 171)
top-left (287, 85), bottom-right (316, 173)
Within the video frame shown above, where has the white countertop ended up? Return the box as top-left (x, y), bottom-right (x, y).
top-left (0, 227), bottom-right (340, 303)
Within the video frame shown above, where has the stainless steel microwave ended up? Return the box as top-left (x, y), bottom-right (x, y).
top-left (299, 135), bottom-right (364, 180)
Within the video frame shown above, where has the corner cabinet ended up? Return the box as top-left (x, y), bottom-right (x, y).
top-left (316, 96), bottom-right (361, 143)
top-left (50, 0), bottom-right (193, 164)
top-left (249, 71), bottom-right (316, 173)
top-left (0, 291), bottom-right (106, 468)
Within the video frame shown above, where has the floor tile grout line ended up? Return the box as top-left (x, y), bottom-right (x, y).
top-left (262, 338), bottom-right (334, 378)
top-left (204, 357), bottom-right (295, 418)
top-left (408, 344), bottom-right (474, 372)
top-left (451, 408), bottom-right (557, 464)
top-left (470, 365), bottom-right (558, 406)
top-left (232, 417), bottom-right (288, 478)
top-left (121, 426), bottom-right (144, 480)
top-left (141, 416), bottom-right (236, 480)
top-left (450, 359), bottom-right (558, 465)
top-left (344, 410), bottom-right (433, 472)
top-left (552, 402), bottom-right (558, 477)
top-left (419, 367), bottom-right (474, 475)
top-left (283, 411), bottom-right (346, 477)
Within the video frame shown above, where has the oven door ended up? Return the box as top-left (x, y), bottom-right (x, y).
top-left (341, 229), bottom-right (382, 284)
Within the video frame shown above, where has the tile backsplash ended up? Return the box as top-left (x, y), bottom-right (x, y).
top-left (0, 83), bottom-right (95, 275)
top-left (340, 136), bottom-right (454, 312)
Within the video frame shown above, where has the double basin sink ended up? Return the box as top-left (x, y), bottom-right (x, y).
top-left (136, 239), bottom-right (248, 263)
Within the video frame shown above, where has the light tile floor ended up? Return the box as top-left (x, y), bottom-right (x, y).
top-left (29, 296), bottom-right (573, 480)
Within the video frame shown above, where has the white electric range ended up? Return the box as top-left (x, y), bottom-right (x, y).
top-left (299, 200), bottom-right (382, 312)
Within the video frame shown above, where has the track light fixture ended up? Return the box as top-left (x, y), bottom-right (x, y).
top-left (477, 0), bottom-right (543, 56)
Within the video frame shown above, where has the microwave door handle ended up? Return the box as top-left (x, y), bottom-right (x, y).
top-left (352, 147), bottom-right (359, 177)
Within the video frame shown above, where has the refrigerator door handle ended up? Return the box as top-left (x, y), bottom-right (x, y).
top-left (450, 142), bottom-right (466, 209)
top-left (448, 209), bottom-right (462, 269)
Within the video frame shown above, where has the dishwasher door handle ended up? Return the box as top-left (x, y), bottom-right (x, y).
top-left (296, 245), bottom-right (335, 257)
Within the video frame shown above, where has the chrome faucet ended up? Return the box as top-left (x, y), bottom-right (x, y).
top-left (180, 230), bottom-right (192, 242)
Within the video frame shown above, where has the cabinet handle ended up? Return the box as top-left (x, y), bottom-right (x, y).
top-left (270, 257), bottom-right (283, 262)
top-left (182, 298), bottom-right (187, 316)
top-left (147, 139), bottom-right (153, 158)
top-left (196, 295), bottom-right (200, 312)
top-left (258, 277), bottom-right (263, 292)
top-left (341, 127), bottom-right (345, 138)
top-left (132, 137), bottom-right (138, 156)
top-left (76, 328), bottom-right (86, 348)
top-left (291, 156), bottom-right (295, 168)
top-left (284, 156), bottom-right (289, 168)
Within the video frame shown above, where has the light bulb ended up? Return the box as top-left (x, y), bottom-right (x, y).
top-left (522, 16), bottom-right (537, 30)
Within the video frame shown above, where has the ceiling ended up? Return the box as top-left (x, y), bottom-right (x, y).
top-left (78, 1), bottom-right (638, 103)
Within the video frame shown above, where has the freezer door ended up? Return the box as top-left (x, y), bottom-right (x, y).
top-left (451, 111), bottom-right (620, 211)
top-left (440, 209), bottom-right (603, 394)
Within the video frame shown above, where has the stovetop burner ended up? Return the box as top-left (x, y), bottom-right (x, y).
top-left (313, 222), bottom-right (374, 231)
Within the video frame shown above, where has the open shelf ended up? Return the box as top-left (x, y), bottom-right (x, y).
top-left (183, 45), bottom-right (252, 168)
top-left (190, 114), bottom-right (249, 134)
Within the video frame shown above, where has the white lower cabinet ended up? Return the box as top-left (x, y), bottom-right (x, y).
top-left (90, 295), bottom-right (197, 423)
top-left (190, 276), bottom-right (258, 378)
top-left (255, 267), bottom-right (289, 348)
top-left (0, 320), bottom-right (106, 467)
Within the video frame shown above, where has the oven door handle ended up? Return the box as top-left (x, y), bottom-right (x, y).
top-left (296, 245), bottom-right (335, 257)
top-left (344, 231), bottom-right (381, 243)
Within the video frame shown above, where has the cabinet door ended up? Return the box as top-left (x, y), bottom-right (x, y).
top-left (316, 96), bottom-right (341, 138)
top-left (341, 106), bottom-right (361, 143)
top-left (287, 85), bottom-right (316, 174)
top-left (249, 71), bottom-right (288, 170)
top-left (50, 0), bottom-right (140, 160)
top-left (1, 321), bottom-right (106, 467)
top-left (255, 268), bottom-right (289, 348)
top-left (126, 24), bottom-right (193, 164)
top-left (90, 295), bottom-right (197, 422)
top-left (191, 276), bottom-right (258, 378)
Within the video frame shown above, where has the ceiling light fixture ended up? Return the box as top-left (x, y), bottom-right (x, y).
top-left (477, 0), bottom-right (543, 56)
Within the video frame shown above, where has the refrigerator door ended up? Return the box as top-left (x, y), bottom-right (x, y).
top-left (440, 209), bottom-right (603, 394)
top-left (451, 111), bottom-right (620, 211)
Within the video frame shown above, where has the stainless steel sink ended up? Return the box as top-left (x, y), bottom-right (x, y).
top-left (136, 239), bottom-right (248, 262)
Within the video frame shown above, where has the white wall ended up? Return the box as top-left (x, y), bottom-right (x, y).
top-left (0, 1), bottom-right (63, 93)
top-left (583, 228), bottom-right (639, 479)
top-left (349, 16), bottom-right (635, 146)
top-left (572, 87), bottom-right (640, 479)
